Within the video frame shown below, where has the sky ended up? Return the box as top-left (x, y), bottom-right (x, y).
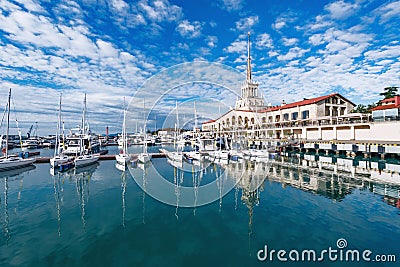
top-left (0, 0), bottom-right (399, 135)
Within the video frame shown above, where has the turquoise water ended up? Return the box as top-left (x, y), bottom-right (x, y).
top-left (0, 148), bottom-right (399, 266)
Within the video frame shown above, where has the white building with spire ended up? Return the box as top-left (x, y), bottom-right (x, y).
top-left (235, 32), bottom-right (266, 111)
top-left (201, 33), bottom-right (364, 142)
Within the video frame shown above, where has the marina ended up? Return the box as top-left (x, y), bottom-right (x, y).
top-left (0, 1), bottom-right (399, 265)
top-left (0, 146), bottom-right (399, 266)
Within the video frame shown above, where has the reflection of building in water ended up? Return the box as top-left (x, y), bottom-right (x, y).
top-left (225, 161), bottom-right (267, 237)
top-left (272, 154), bottom-right (400, 207)
top-left (224, 154), bottom-right (400, 209)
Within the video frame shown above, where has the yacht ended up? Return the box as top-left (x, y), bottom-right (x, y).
top-left (0, 89), bottom-right (35, 171)
top-left (64, 94), bottom-right (100, 167)
top-left (116, 98), bottom-right (131, 168)
top-left (50, 94), bottom-right (73, 168)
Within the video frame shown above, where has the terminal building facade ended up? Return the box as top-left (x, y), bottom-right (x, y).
top-left (202, 33), bottom-right (400, 146)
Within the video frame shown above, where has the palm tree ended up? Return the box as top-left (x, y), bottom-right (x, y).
top-left (379, 86), bottom-right (398, 100)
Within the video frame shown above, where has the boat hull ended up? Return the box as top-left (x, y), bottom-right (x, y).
top-left (0, 157), bottom-right (35, 171)
top-left (138, 153), bottom-right (151, 163)
top-left (75, 154), bottom-right (99, 168)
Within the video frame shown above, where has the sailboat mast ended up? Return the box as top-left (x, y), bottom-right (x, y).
top-left (82, 93), bottom-right (87, 134)
top-left (54, 93), bottom-right (62, 158)
top-left (175, 101), bottom-right (179, 130)
top-left (5, 89), bottom-right (11, 158)
top-left (143, 99), bottom-right (146, 153)
top-left (123, 97), bottom-right (127, 153)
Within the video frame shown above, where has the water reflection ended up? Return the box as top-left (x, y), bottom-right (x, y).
top-left (121, 170), bottom-right (126, 228)
top-left (276, 153), bottom-right (400, 208)
top-left (53, 172), bottom-right (63, 237)
top-left (0, 165), bottom-right (36, 244)
top-left (50, 163), bottom-right (98, 234)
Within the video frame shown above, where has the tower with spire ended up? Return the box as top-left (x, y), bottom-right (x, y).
top-left (235, 32), bottom-right (265, 111)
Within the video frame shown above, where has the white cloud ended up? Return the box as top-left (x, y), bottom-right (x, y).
top-left (20, 0), bottom-right (45, 13)
top-left (219, 0), bottom-right (243, 11)
top-left (96, 40), bottom-right (119, 58)
top-left (309, 34), bottom-right (324, 46)
top-left (277, 47), bottom-right (309, 61)
top-left (206, 36), bottom-right (218, 48)
top-left (224, 40), bottom-right (246, 54)
top-left (176, 20), bottom-right (203, 38)
top-left (373, 0), bottom-right (400, 23)
top-left (274, 21), bottom-right (286, 30)
top-left (235, 15), bottom-right (259, 31)
top-left (256, 33), bottom-right (273, 48)
top-left (111, 0), bottom-right (129, 11)
top-left (325, 0), bottom-right (359, 20)
top-left (282, 37), bottom-right (298, 46)
top-left (139, 0), bottom-right (182, 22)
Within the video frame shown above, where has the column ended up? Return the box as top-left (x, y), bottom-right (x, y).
top-left (333, 126), bottom-right (337, 140)
top-left (350, 125), bottom-right (355, 140)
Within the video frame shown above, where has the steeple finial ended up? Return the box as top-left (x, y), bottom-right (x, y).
top-left (246, 32), bottom-right (252, 82)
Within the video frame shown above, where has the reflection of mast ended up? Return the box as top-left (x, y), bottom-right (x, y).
top-left (53, 173), bottom-right (62, 236)
top-left (217, 164), bottom-right (224, 212)
top-left (174, 166), bottom-right (180, 219)
top-left (75, 170), bottom-right (91, 231)
top-left (192, 165), bottom-right (197, 215)
top-left (142, 165), bottom-right (147, 224)
top-left (121, 171), bottom-right (126, 228)
top-left (3, 177), bottom-right (10, 243)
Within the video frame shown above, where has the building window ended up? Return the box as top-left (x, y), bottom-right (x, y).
top-left (291, 112), bottom-right (298, 120)
top-left (283, 113), bottom-right (289, 121)
top-left (325, 107), bottom-right (330, 116)
top-left (275, 115), bottom-right (280, 122)
top-left (302, 110), bottom-right (309, 119)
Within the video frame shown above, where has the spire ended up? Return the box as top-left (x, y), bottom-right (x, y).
top-left (246, 32), bottom-right (252, 82)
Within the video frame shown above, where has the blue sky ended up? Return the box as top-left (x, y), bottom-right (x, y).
top-left (0, 0), bottom-right (399, 135)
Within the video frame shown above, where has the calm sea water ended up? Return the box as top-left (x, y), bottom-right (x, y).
top-left (0, 147), bottom-right (399, 267)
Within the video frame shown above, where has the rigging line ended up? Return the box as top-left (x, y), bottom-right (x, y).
top-left (0, 98), bottom-right (8, 130)
top-left (11, 98), bottom-right (23, 148)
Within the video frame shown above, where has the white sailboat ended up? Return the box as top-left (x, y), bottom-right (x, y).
top-left (50, 94), bottom-right (72, 168)
top-left (184, 101), bottom-right (202, 162)
top-left (116, 98), bottom-right (131, 168)
top-left (138, 99), bottom-right (151, 164)
top-left (0, 89), bottom-right (35, 171)
top-left (166, 101), bottom-right (183, 164)
top-left (74, 94), bottom-right (99, 168)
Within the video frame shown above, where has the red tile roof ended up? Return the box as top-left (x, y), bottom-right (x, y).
top-left (371, 104), bottom-right (400, 111)
top-left (259, 93), bottom-right (354, 113)
top-left (202, 119), bottom-right (216, 124)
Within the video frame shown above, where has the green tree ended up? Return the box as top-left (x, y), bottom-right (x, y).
top-left (379, 86), bottom-right (398, 99)
top-left (351, 104), bottom-right (368, 113)
top-left (367, 103), bottom-right (377, 112)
